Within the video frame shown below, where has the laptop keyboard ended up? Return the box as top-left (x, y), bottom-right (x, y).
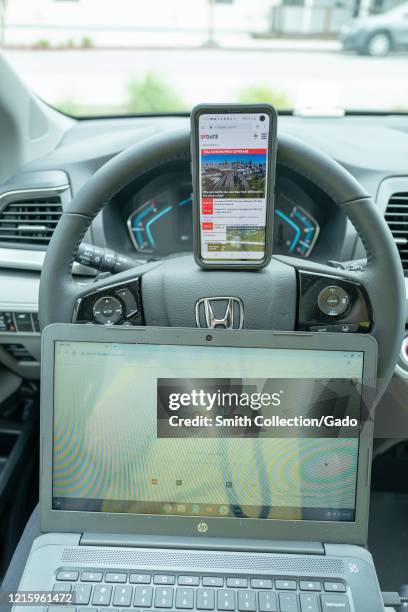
top-left (49, 570), bottom-right (351, 612)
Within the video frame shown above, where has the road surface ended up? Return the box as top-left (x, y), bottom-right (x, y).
top-left (3, 47), bottom-right (408, 112)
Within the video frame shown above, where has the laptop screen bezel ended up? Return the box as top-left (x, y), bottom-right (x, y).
top-left (40, 323), bottom-right (377, 547)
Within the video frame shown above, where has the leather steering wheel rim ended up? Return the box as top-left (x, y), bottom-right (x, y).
top-left (39, 128), bottom-right (406, 397)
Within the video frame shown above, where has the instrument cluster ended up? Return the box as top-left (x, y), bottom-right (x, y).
top-left (116, 170), bottom-right (340, 262)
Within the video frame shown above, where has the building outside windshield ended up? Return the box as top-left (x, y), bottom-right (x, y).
top-left (0, 0), bottom-right (407, 115)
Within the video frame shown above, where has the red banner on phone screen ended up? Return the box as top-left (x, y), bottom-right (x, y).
top-left (202, 198), bottom-right (214, 215)
top-left (201, 148), bottom-right (267, 155)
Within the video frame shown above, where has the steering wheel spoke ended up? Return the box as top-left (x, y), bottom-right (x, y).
top-left (73, 277), bottom-right (143, 326)
top-left (69, 259), bottom-right (161, 326)
top-left (276, 255), bottom-right (372, 334)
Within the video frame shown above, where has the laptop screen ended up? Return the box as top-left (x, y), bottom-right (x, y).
top-left (52, 341), bottom-right (364, 523)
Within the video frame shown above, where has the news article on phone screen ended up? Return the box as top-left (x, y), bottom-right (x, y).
top-left (194, 108), bottom-right (276, 269)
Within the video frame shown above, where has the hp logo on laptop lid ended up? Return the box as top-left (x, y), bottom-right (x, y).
top-left (195, 297), bottom-right (244, 329)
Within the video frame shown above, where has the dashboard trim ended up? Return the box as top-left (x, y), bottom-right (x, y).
top-left (0, 184), bottom-right (70, 205)
top-left (376, 177), bottom-right (408, 313)
top-left (0, 183), bottom-right (71, 269)
top-left (376, 176), bottom-right (408, 215)
top-left (0, 247), bottom-right (96, 276)
top-left (0, 116), bottom-right (406, 385)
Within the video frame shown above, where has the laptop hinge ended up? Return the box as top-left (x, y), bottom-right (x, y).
top-left (80, 533), bottom-right (324, 555)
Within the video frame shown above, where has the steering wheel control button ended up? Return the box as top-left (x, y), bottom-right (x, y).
top-left (297, 271), bottom-right (371, 333)
top-left (73, 279), bottom-right (143, 325)
top-left (326, 294), bottom-right (339, 306)
top-left (93, 296), bottom-right (123, 325)
top-left (334, 323), bottom-right (359, 333)
top-left (115, 287), bottom-right (138, 317)
top-left (309, 325), bottom-right (334, 332)
top-left (317, 286), bottom-right (350, 317)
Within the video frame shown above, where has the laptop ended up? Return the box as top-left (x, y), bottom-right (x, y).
top-left (15, 324), bottom-right (383, 612)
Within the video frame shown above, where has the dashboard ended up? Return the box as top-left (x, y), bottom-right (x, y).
top-left (105, 165), bottom-right (346, 263)
top-left (1, 112), bottom-right (408, 386)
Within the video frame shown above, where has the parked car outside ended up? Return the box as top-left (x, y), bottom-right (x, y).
top-left (341, 1), bottom-right (408, 56)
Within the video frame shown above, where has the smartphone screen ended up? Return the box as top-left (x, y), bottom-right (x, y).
top-left (198, 111), bottom-right (272, 264)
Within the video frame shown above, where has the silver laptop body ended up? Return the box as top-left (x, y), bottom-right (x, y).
top-left (15, 324), bottom-right (383, 612)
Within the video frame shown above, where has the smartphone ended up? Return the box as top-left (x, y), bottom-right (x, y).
top-left (191, 103), bottom-right (278, 270)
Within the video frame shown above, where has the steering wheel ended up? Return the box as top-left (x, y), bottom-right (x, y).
top-left (39, 128), bottom-right (405, 398)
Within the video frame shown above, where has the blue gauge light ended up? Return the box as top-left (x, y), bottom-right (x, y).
top-left (129, 194), bottom-right (318, 259)
top-left (292, 207), bottom-right (316, 256)
top-left (275, 205), bottom-right (319, 258)
top-left (144, 205), bottom-right (173, 247)
top-left (275, 209), bottom-right (301, 254)
top-left (129, 194), bottom-right (193, 254)
top-left (178, 196), bottom-right (192, 207)
top-left (131, 202), bottom-right (174, 251)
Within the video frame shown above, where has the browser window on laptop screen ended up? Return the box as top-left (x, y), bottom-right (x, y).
top-left (52, 341), bottom-right (364, 523)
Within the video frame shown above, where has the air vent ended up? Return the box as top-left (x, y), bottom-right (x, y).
top-left (0, 194), bottom-right (63, 246)
top-left (385, 192), bottom-right (408, 274)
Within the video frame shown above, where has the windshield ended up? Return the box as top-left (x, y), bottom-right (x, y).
top-left (1, 0), bottom-right (408, 116)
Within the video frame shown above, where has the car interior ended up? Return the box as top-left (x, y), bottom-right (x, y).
top-left (0, 3), bottom-right (408, 609)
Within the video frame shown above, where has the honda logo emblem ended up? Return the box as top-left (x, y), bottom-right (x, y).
top-left (195, 297), bottom-right (244, 330)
